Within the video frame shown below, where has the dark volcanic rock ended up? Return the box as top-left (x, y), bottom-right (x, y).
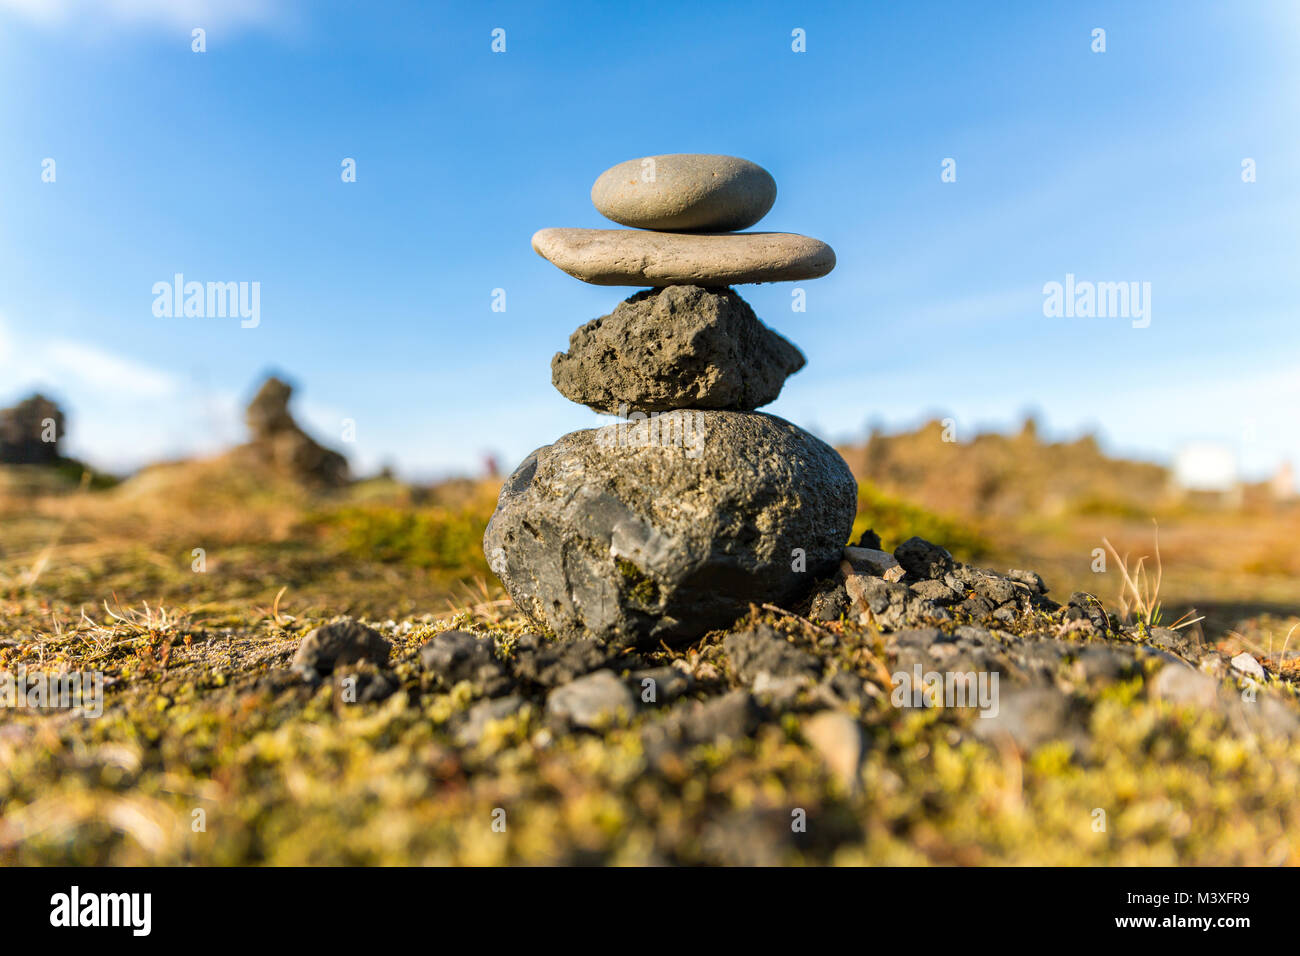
top-left (339, 666), bottom-right (399, 703)
top-left (0, 394), bottom-right (64, 464)
top-left (973, 687), bottom-right (1088, 752)
top-left (894, 536), bottom-right (955, 581)
top-left (419, 630), bottom-right (511, 695)
top-left (682, 691), bottom-right (763, 743)
top-left (854, 529), bottom-right (883, 550)
top-left (483, 411), bottom-right (857, 648)
top-left (1065, 591), bottom-right (1112, 632)
top-left (510, 635), bottom-right (610, 687)
top-left (240, 376), bottom-right (349, 487)
top-left (551, 286), bottom-right (805, 414)
top-left (890, 627), bottom-right (951, 650)
top-left (965, 569), bottom-right (1018, 605)
top-left (724, 624), bottom-right (822, 685)
top-left (808, 582), bottom-right (850, 622)
top-left (1006, 569), bottom-right (1048, 594)
top-left (630, 666), bottom-right (695, 704)
top-left (909, 579), bottom-right (961, 605)
top-left (291, 619), bottom-right (391, 676)
top-left (847, 573), bottom-right (950, 629)
top-left (643, 690), bottom-right (764, 753)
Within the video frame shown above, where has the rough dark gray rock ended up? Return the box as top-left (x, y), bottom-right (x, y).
top-left (808, 582), bottom-right (850, 622)
top-left (957, 595), bottom-right (994, 619)
top-left (973, 687), bottom-right (1087, 752)
top-left (340, 667), bottom-right (399, 703)
top-left (668, 690), bottom-right (763, 746)
top-left (894, 536), bottom-right (955, 580)
top-left (890, 627), bottom-right (951, 650)
top-left (419, 630), bottom-right (511, 695)
top-left (510, 635), bottom-right (610, 687)
top-left (1065, 592), bottom-right (1112, 632)
top-left (965, 569), bottom-right (1019, 606)
top-left (937, 564), bottom-right (1061, 616)
top-left (291, 619), bottom-right (391, 676)
top-left (630, 666), bottom-right (695, 705)
top-left (0, 394), bottom-right (64, 464)
top-left (827, 671), bottom-right (870, 706)
top-left (847, 573), bottom-right (949, 630)
top-left (456, 695), bottom-right (526, 746)
top-left (1006, 569), bottom-right (1048, 594)
top-left (547, 670), bottom-right (636, 729)
top-left (483, 411), bottom-right (858, 648)
top-left (910, 579), bottom-right (962, 605)
top-left (1073, 645), bottom-right (1132, 682)
top-left (551, 286), bottom-right (804, 414)
top-left (854, 529), bottom-right (883, 550)
top-left (843, 546), bottom-right (903, 579)
top-left (724, 624), bottom-right (822, 686)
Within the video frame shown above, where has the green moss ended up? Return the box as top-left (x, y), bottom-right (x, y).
top-left (303, 503), bottom-right (492, 574)
top-left (3, 471), bottom-right (1298, 866)
top-left (851, 482), bottom-right (991, 560)
top-left (2, 601), bottom-right (1299, 866)
top-left (51, 456), bottom-right (120, 489)
top-left (616, 558), bottom-right (659, 605)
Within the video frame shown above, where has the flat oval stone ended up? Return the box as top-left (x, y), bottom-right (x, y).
top-left (591, 154), bottom-right (777, 232)
top-left (531, 228), bottom-right (835, 286)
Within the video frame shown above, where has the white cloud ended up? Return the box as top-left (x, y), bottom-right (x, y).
top-left (44, 340), bottom-right (180, 398)
top-left (0, 0), bottom-right (286, 31)
top-left (0, 312), bottom-right (205, 471)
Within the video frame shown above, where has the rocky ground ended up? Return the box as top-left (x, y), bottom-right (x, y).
top-left (3, 508), bottom-right (1298, 865)
top-left (2, 373), bottom-right (1297, 864)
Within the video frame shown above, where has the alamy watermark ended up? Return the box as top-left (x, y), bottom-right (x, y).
top-left (152, 274), bottom-right (260, 328)
top-left (1042, 273), bottom-right (1150, 328)
top-left (596, 404), bottom-right (705, 458)
top-left (50, 886), bottom-right (150, 936)
top-left (1, 668), bottom-right (104, 718)
top-left (891, 665), bottom-right (999, 718)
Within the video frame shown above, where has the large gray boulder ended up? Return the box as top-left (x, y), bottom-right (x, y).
top-left (551, 286), bottom-right (805, 414)
top-left (483, 411), bottom-right (858, 648)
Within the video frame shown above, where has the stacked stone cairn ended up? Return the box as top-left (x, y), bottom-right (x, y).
top-left (485, 154), bottom-right (858, 648)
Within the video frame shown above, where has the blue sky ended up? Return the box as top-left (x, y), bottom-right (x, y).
top-left (1, 0), bottom-right (1296, 482)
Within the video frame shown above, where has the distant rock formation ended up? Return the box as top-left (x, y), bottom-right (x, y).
top-left (0, 394), bottom-right (64, 465)
top-left (239, 376), bottom-right (348, 487)
top-left (837, 417), bottom-right (1171, 520)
